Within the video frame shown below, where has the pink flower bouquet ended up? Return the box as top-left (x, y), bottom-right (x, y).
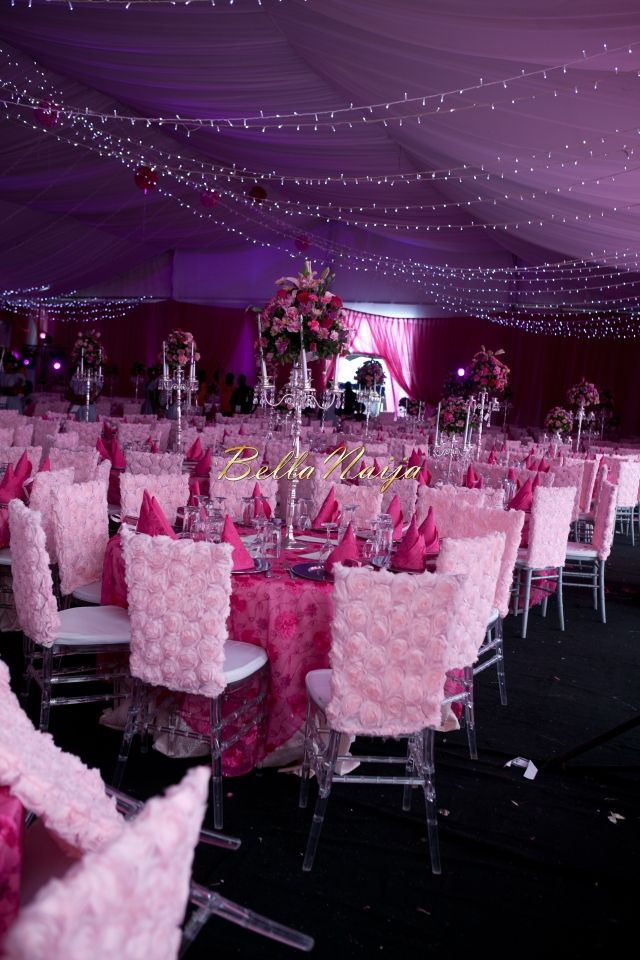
top-left (467, 346), bottom-right (509, 395)
top-left (566, 378), bottom-right (599, 408)
top-left (544, 406), bottom-right (573, 435)
top-left (355, 359), bottom-right (384, 389)
top-left (165, 329), bottom-right (200, 369)
top-left (70, 329), bottom-right (105, 371)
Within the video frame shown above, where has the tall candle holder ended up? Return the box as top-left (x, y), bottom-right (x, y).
top-left (70, 347), bottom-right (104, 422)
top-left (574, 401), bottom-right (586, 453)
top-left (356, 385), bottom-right (382, 439)
top-left (430, 433), bottom-right (470, 481)
top-left (257, 362), bottom-right (343, 547)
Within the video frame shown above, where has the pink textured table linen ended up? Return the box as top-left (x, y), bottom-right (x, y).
top-left (101, 534), bottom-right (333, 775)
top-left (0, 785), bottom-right (24, 941)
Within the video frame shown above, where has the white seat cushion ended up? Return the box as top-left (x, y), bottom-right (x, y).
top-left (0, 548), bottom-right (11, 566)
top-left (223, 640), bottom-right (268, 684)
top-left (71, 579), bottom-right (102, 605)
top-left (565, 544), bottom-right (598, 560)
top-left (56, 605), bottom-right (130, 646)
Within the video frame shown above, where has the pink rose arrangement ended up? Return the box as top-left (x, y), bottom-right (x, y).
top-left (70, 329), bottom-right (105, 371)
top-left (466, 346), bottom-right (509, 394)
top-left (165, 329), bottom-right (200, 368)
top-left (355, 359), bottom-right (385, 389)
top-left (253, 260), bottom-right (349, 365)
top-left (566, 378), bottom-right (599, 408)
top-left (544, 406), bottom-right (573, 435)
top-left (440, 395), bottom-right (469, 435)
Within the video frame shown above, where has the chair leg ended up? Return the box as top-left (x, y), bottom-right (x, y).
top-left (557, 566), bottom-right (565, 631)
top-left (592, 561), bottom-right (598, 610)
top-left (402, 737), bottom-right (415, 812)
top-left (302, 730), bottom-right (340, 872)
top-left (210, 696), bottom-right (224, 831)
top-left (462, 665), bottom-right (477, 761)
top-left (113, 680), bottom-right (141, 790)
top-left (599, 560), bottom-right (607, 625)
top-left (521, 569), bottom-right (532, 638)
top-left (495, 618), bottom-right (507, 706)
top-left (541, 595), bottom-right (548, 618)
top-left (421, 728), bottom-right (441, 875)
top-left (39, 648), bottom-right (53, 733)
top-left (513, 568), bottom-right (521, 617)
top-left (298, 701), bottom-right (312, 810)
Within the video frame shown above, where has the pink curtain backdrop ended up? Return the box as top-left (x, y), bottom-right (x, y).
top-left (17, 302), bottom-right (635, 434)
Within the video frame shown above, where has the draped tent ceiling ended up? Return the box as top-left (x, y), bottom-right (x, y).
top-left (2, 0), bottom-right (640, 322)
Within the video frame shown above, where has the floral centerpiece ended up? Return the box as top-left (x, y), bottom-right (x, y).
top-left (399, 397), bottom-right (421, 417)
top-left (440, 395), bottom-right (470, 435)
top-left (355, 359), bottom-right (385, 390)
top-left (165, 329), bottom-right (200, 369)
top-left (254, 260), bottom-right (349, 365)
top-left (566, 378), bottom-right (599, 408)
top-left (467, 346), bottom-right (509, 395)
top-left (70, 329), bottom-right (105, 372)
top-left (441, 369), bottom-right (469, 398)
top-left (544, 406), bottom-right (573, 435)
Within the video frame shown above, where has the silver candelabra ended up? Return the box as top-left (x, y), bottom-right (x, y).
top-left (356, 385), bottom-right (382, 439)
top-left (71, 346), bottom-right (104, 422)
top-left (256, 360), bottom-right (343, 547)
top-left (159, 341), bottom-right (198, 452)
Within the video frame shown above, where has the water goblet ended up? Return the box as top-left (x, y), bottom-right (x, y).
top-left (241, 496), bottom-right (254, 527)
top-left (294, 497), bottom-right (312, 531)
top-left (319, 522), bottom-right (338, 561)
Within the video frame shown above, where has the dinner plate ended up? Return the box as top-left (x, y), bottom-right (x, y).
top-left (289, 561), bottom-right (333, 583)
top-left (232, 557), bottom-right (270, 575)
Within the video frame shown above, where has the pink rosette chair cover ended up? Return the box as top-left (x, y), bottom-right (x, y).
top-left (0, 660), bottom-right (121, 855)
top-left (51, 431), bottom-right (79, 450)
top-left (549, 461), bottom-right (584, 523)
top-left (49, 449), bottom-right (100, 483)
top-left (115, 422), bottom-right (150, 446)
top-left (51, 480), bottom-right (109, 602)
top-left (605, 459), bottom-right (640, 545)
top-left (172, 424), bottom-right (199, 452)
top-left (116, 527), bottom-right (269, 829)
top-left (8, 500), bottom-right (130, 732)
top-left (208, 474), bottom-right (277, 523)
top-left (64, 421), bottom-right (103, 447)
top-left (32, 420), bottom-right (60, 454)
top-left (0, 784), bottom-right (22, 939)
top-left (436, 532), bottom-right (505, 758)
top-left (29, 468), bottom-right (75, 562)
top-left (564, 480), bottom-right (618, 623)
top-left (125, 451), bottom-right (184, 475)
top-left (578, 457), bottom-right (600, 514)
top-left (12, 422), bottom-right (34, 447)
top-left (334, 484), bottom-right (383, 529)
top-left (415, 484), bottom-right (482, 532)
top-left (299, 565), bottom-right (470, 875)
top-left (3, 767), bottom-right (209, 960)
top-left (0, 427), bottom-right (14, 446)
top-left (120, 473), bottom-right (189, 525)
top-left (513, 485), bottom-right (576, 638)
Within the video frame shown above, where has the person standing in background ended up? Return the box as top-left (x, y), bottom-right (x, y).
top-left (219, 372), bottom-right (235, 416)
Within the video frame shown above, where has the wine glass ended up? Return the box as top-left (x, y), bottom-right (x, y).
top-left (241, 496), bottom-right (254, 527)
top-left (319, 522), bottom-right (338, 561)
top-left (294, 497), bottom-right (312, 531)
top-left (338, 504), bottom-right (357, 540)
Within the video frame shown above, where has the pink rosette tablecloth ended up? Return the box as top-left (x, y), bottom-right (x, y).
top-left (101, 534), bottom-right (333, 775)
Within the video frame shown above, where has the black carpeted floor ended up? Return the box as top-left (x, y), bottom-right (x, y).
top-left (4, 536), bottom-right (639, 958)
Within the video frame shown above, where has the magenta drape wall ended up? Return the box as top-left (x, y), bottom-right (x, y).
top-left (8, 301), bottom-right (635, 433)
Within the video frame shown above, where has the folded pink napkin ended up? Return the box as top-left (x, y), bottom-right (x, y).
top-left (507, 467), bottom-right (517, 482)
top-left (408, 449), bottom-right (422, 468)
top-left (324, 522), bottom-right (359, 573)
top-left (0, 465), bottom-right (24, 504)
top-left (312, 487), bottom-right (340, 528)
top-left (238, 424), bottom-right (245, 436)
top-left (194, 447), bottom-right (211, 478)
top-left (188, 478), bottom-right (200, 508)
top-left (39, 458), bottom-right (51, 473)
top-left (96, 437), bottom-right (111, 461)
top-left (487, 448), bottom-right (497, 464)
top-left (537, 457), bottom-right (549, 472)
top-left (110, 440), bottom-right (126, 470)
top-left (373, 458), bottom-right (382, 475)
top-left (222, 429), bottom-right (228, 441)
top-left (418, 506), bottom-right (437, 544)
top-left (13, 452), bottom-right (31, 484)
top-left (221, 514), bottom-right (254, 571)
top-left (386, 494), bottom-right (404, 540)
top-left (186, 438), bottom-right (202, 461)
top-left (508, 477), bottom-right (533, 512)
top-left (252, 482), bottom-right (272, 519)
top-left (464, 465), bottom-right (482, 489)
top-left (417, 465), bottom-right (429, 486)
top-left (149, 441), bottom-right (159, 454)
top-left (103, 424), bottom-right (117, 441)
top-left (393, 517), bottom-right (426, 572)
top-left (136, 491), bottom-right (176, 539)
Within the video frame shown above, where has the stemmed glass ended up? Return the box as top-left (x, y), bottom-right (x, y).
top-left (211, 494), bottom-right (227, 515)
top-left (250, 517), bottom-right (268, 560)
top-left (338, 504), bottom-right (357, 540)
top-left (241, 496), bottom-right (254, 527)
top-left (294, 497), bottom-right (312, 531)
top-left (372, 514), bottom-right (393, 567)
top-left (319, 521), bottom-right (338, 561)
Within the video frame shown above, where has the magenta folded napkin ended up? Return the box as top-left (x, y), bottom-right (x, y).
top-left (194, 447), bottom-right (211, 478)
top-left (386, 494), bottom-right (404, 540)
top-left (252, 482), bottom-right (272, 519)
top-left (537, 457), bottom-right (550, 472)
top-left (418, 506), bottom-right (438, 546)
top-left (186, 438), bottom-right (203, 461)
top-left (487, 448), bottom-right (498, 464)
top-left (507, 467), bottom-right (517, 482)
top-left (464, 465), bottom-right (482, 489)
top-left (508, 477), bottom-right (533, 512)
top-left (221, 514), bottom-right (254, 571)
top-left (188, 478), bottom-right (200, 508)
top-left (136, 491), bottom-right (176, 539)
top-left (96, 437), bottom-right (111, 461)
top-left (393, 517), bottom-right (426, 572)
top-left (110, 440), bottom-right (126, 470)
top-left (312, 487), bottom-right (340, 528)
top-left (324, 522), bottom-right (359, 573)
top-left (39, 457), bottom-right (51, 473)
top-left (408, 449), bottom-right (422, 468)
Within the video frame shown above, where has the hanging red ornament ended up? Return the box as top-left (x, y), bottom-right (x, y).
top-left (295, 234), bottom-right (310, 253)
top-left (248, 184), bottom-right (267, 204)
top-left (200, 189), bottom-right (219, 209)
top-left (35, 101), bottom-right (59, 130)
top-left (134, 165), bottom-right (158, 195)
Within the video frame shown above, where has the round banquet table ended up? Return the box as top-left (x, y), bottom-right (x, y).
top-left (101, 533), bottom-right (334, 775)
